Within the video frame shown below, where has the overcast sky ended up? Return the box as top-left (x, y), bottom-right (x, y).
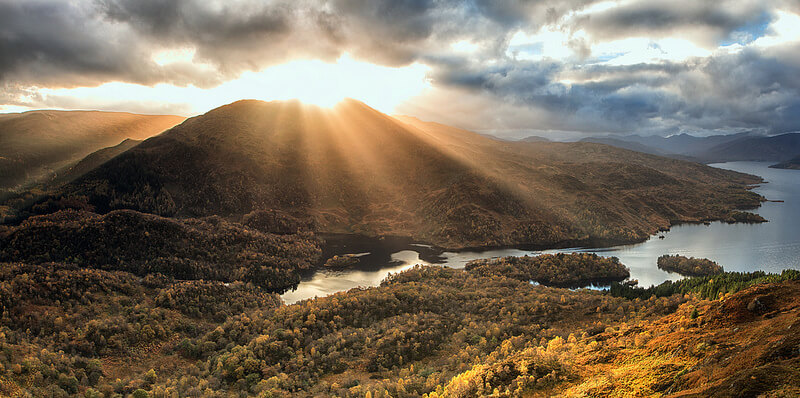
top-left (2, 0), bottom-right (799, 139)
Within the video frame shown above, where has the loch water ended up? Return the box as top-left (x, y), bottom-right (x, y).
top-left (282, 162), bottom-right (800, 304)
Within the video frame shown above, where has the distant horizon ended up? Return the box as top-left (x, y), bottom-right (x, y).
top-left (2, 97), bottom-right (797, 142)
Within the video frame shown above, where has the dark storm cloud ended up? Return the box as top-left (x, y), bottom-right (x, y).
top-left (0, 0), bottom-right (229, 91)
top-left (1, 0), bottom-right (799, 136)
top-left (571, 1), bottom-right (769, 45)
top-left (696, 44), bottom-right (800, 133)
top-left (0, 1), bottom-right (142, 84)
top-left (98, 0), bottom-right (304, 71)
top-left (0, 0), bottom-right (602, 87)
top-left (419, 41), bottom-right (800, 136)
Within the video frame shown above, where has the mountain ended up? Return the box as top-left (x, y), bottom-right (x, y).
top-left (695, 133), bottom-right (800, 163)
top-left (770, 155), bottom-right (800, 170)
top-left (0, 110), bottom-right (185, 193)
top-left (623, 132), bottom-right (756, 156)
top-left (40, 99), bottom-right (762, 249)
top-left (577, 132), bottom-right (800, 164)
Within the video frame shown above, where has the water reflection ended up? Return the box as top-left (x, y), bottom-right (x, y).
top-left (281, 250), bottom-right (431, 304)
top-left (282, 162), bottom-right (799, 304)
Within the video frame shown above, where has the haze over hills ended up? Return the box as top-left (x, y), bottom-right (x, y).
top-left (697, 132), bottom-right (800, 163)
top-left (622, 132), bottom-right (756, 156)
top-left (0, 110), bottom-right (185, 195)
top-left (578, 136), bottom-right (671, 157)
top-left (33, 99), bottom-right (763, 249)
top-left (48, 138), bottom-right (143, 187)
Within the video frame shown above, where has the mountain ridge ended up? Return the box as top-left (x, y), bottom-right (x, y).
top-left (22, 99), bottom-right (764, 249)
top-left (697, 132), bottom-right (800, 162)
top-left (576, 131), bottom-right (800, 163)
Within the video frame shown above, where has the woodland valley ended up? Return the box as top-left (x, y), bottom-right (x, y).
top-left (0, 100), bottom-right (798, 397)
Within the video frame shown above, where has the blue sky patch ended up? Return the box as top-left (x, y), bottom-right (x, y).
top-left (720, 11), bottom-right (772, 46)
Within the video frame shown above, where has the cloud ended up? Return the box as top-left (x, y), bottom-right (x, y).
top-left (405, 40), bottom-right (800, 137)
top-left (570, 0), bottom-right (770, 46)
top-left (0, 1), bottom-right (141, 85)
top-left (1, 0), bottom-right (800, 137)
top-left (0, 0), bottom-right (598, 88)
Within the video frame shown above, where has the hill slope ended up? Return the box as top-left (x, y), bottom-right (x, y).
top-left (46, 99), bottom-right (762, 249)
top-left (0, 110), bottom-right (185, 193)
top-left (0, 209), bottom-right (321, 292)
top-left (770, 155), bottom-right (800, 170)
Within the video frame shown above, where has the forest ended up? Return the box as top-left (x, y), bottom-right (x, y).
top-left (0, 254), bottom-right (798, 397)
top-left (0, 209), bottom-right (321, 292)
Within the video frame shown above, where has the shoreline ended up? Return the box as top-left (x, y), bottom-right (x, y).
top-left (314, 213), bottom-right (772, 266)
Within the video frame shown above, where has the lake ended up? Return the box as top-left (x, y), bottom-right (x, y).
top-left (281, 161), bottom-right (800, 304)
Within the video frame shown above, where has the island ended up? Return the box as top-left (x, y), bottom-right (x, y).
top-left (657, 254), bottom-right (724, 277)
top-left (465, 252), bottom-right (630, 287)
top-left (323, 254), bottom-right (361, 269)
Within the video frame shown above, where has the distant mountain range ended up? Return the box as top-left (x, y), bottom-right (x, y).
top-left (621, 132), bottom-right (754, 157)
top-left (697, 133), bottom-right (800, 163)
top-left (573, 131), bottom-right (800, 164)
top-left (5, 99), bottom-right (760, 249)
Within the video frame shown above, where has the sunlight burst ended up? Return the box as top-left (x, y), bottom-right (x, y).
top-left (30, 54), bottom-right (430, 115)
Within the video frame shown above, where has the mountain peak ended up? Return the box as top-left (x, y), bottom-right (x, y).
top-left (48, 98), bottom-right (763, 249)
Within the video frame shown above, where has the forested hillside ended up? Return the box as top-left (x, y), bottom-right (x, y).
top-left (16, 100), bottom-right (765, 249)
top-left (0, 260), bottom-right (797, 397)
top-left (0, 209), bottom-right (321, 292)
